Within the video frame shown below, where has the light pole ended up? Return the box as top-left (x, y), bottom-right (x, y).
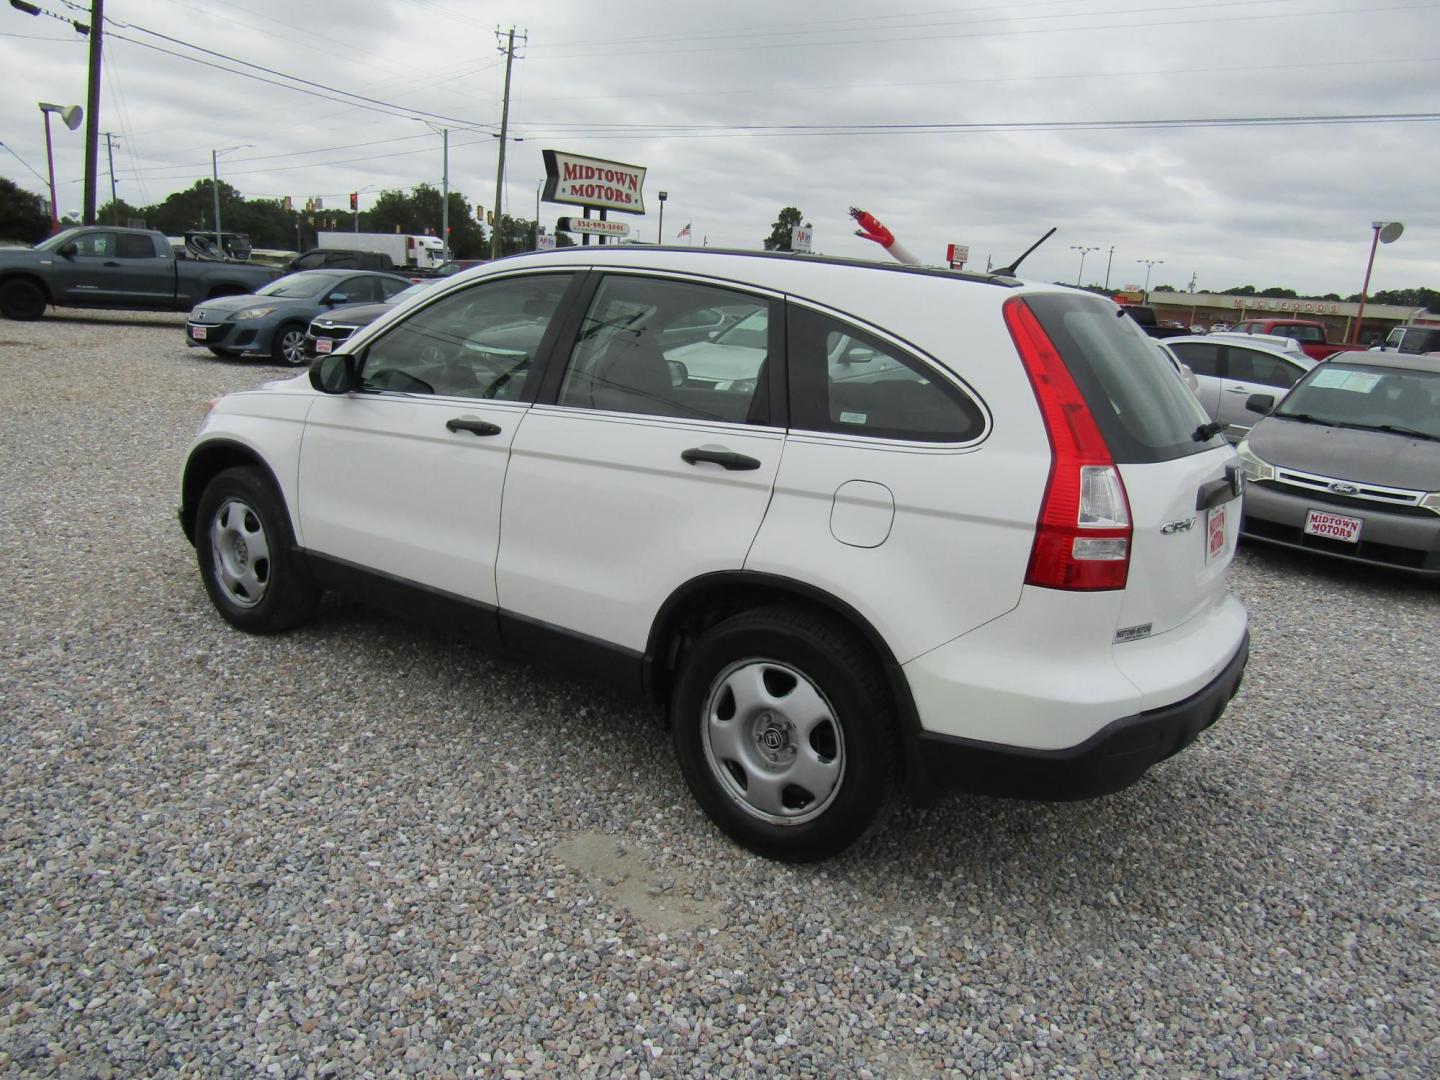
top-left (534, 179), bottom-right (542, 250)
top-left (1103, 245), bottom-right (1115, 290)
top-left (1137, 258), bottom-right (1164, 302)
top-left (211, 145), bottom-right (251, 256)
top-left (38, 102), bottom-right (83, 234)
top-left (1352, 221), bottom-right (1403, 345)
top-left (657, 190), bottom-right (668, 244)
top-left (1069, 245), bottom-right (1099, 287)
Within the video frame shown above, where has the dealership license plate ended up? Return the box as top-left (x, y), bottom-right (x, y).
top-left (1305, 509), bottom-right (1362, 544)
top-left (315, 337), bottom-right (332, 353)
top-left (1205, 503), bottom-right (1228, 563)
top-left (191, 325), bottom-right (207, 341)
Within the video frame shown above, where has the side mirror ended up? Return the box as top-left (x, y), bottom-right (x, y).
top-left (842, 347), bottom-right (876, 365)
top-left (57, 242), bottom-right (78, 258)
top-left (1246, 393), bottom-right (1275, 414)
top-left (310, 352), bottom-right (358, 394)
top-left (325, 294), bottom-right (349, 306)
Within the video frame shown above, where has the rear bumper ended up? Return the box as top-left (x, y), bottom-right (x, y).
top-left (910, 631), bottom-right (1248, 801)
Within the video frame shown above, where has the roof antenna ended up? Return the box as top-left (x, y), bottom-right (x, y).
top-left (993, 227), bottom-right (1056, 277)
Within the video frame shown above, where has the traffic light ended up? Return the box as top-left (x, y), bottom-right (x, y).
top-left (349, 192), bottom-right (358, 211)
top-left (486, 210), bottom-right (494, 226)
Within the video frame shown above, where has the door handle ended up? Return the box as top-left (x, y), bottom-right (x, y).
top-left (446, 416), bottom-right (502, 437)
top-left (1223, 384), bottom-right (1252, 394)
top-left (103, 261), bottom-right (121, 267)
top-left (681, 447), bottom-right (761, 471)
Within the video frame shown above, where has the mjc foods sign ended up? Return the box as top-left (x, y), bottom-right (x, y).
top-left (543, 150), bottom-right (647, 215)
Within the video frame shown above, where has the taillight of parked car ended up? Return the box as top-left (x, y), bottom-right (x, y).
top-left (1003, 296), bottom-right (1132, 590)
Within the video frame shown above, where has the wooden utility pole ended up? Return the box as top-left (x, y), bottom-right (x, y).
top-left (102, 131), bottom-right (120, 220)
top-left (490, 27), bottom-right (524, 260)
top-left (82, 0), bottom-right (104, 224)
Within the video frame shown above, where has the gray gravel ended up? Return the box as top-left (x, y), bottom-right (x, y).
top-left (1, 309), bottom-right (1437, 1078)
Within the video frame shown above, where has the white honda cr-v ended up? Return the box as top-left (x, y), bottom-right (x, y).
top-left (180, 246), bottom-right (1249, 861)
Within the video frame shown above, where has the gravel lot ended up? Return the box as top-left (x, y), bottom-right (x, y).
top-left (1, 310), bottom-right (1436, 1078)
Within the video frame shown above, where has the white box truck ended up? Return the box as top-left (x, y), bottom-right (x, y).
top-left (316, 232), bottom-right (446, 271)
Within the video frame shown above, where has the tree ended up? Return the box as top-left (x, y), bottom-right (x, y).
top-left (763, 207), bottom-right (804, 251)
top-left (1152, 284), bottom-right (1177, 293)
top-left (97, 198), bottom-right (146, 229)
top-left (1257, 286), bottom-right (1298, 299)
top-left (367, 183), bottom-right (487, 258)
top-left (0, 177), bottom-right (50, 244)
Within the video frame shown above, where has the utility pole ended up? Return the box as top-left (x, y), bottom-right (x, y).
top-left (1104, 245), bottom-right (1115, 291)
top-left (490, 27), bottom-right (525, 261)
top-left (441, 127), bottom-right (449, 260)
top-left (102, 131), bottom-right (119, 221)
top-left (82, 0), bottom-right (103, 224)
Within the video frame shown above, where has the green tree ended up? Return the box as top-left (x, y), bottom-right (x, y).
top-left (367, 183), bottom-right (487, 258)
top-left (763, 207), bottom-right (805, 251)
top-left (0, 176), bottom-right (51, 243)
top-left (97, 197), bottom-right (146, 228)
top-left (1257, 286), bottom-right (1298, 299)
top-left (1152, 284), bottom-right (1177, 293)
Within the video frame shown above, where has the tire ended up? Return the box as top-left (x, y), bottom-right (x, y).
top-left (270, 323), bottom-right (307, 366)
top-left (0, 279), bottom-right (46, 321)
top-left (670, 605), bottom-right (897, 862)
top-left (194, 466), bottom-right (319, 634)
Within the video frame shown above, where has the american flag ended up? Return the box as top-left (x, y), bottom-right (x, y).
top-left (676, 222), bottom-right (691, 238)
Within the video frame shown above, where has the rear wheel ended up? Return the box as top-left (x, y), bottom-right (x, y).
top-left (0, 279), bottom-right (46, 321)
top-left (670, 605), bottom-right (897, 862)
top-left (195, 466), bottom-right (318, 633)
top-left (270, 323), bottom-right (307, 366)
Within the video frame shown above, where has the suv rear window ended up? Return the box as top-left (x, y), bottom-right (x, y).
top-left (1025, 294), bottom-right (1221, 463)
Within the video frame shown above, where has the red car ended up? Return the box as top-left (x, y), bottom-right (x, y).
top-left (1228, 318), bottom-right (1347, 361)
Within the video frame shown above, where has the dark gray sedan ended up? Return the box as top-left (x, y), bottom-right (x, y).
top-left (186, 269), bottom-right (412, 365)
top-left (1237, 352), bottom-right (1440, 575)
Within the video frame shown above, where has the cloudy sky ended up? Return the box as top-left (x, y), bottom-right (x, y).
top-left (2, 0), bottom-right (1436, 296)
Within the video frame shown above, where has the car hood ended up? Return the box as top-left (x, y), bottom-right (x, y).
top-left (310, 301), bottom-right (391, 329)
top-left (1248, 416), bottom-right (1440, 490)
top-left (189, 294), bottom-right (313, 318)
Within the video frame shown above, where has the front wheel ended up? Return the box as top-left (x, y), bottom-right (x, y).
top-left (670, 606), bottom-right (897, 862)
top-left (270, 323), bottom-right (307, 366)
top-left (194, 466), bottom-right (318, 633)
top-left (0, 279), bottom-right (46, 321)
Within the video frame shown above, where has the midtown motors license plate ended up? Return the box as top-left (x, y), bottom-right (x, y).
top-left (1305, 508), bottom-right (1362, 543)
top-left (1205, 503), bottom-right (1228, 563)
top-left (191, 325), bottom-right (207, 341)
top-left (316, 338), bottom-right (332, 353)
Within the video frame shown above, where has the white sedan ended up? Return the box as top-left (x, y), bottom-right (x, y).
top-left (1159, 335), bottom-right (1317, 442)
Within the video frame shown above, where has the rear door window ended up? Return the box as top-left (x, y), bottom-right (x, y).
top-left (1024, 294), bottom-right (1220, 462)
top-left (786, 304), bottom-right (986, 443)
top-left (1170, 341), bottom-right (1221, 377)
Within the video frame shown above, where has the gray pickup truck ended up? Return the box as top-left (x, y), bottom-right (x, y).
top-left (0, 226), bottom-right (282, 321)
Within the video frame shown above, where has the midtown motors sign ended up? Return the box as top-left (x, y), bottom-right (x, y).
top-left (543, 150), bottom-right (647, 215)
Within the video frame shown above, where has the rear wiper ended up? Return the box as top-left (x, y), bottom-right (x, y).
top-left (1373, 424), bottom-right (1440, 442)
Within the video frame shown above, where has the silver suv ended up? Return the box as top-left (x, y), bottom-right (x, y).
top-left (181, 247), bottom-right (1250, 860)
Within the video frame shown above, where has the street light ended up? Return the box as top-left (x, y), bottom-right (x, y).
top-left (38, 102), bottom-right (82, 234)
top-left (1137, 258), bottom-right (1164, 302)
top-left (1070, 245), bottom-right (1099, 287)
top-left (1352, 221), bottom-right (1403, 345)
top-left (211, 145), bottom-right (251, 256)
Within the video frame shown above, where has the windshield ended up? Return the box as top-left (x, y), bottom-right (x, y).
top-left (257, 273), bottom-right (332, 299)
top-left (1277, 363), bottom-right (1440, 439)
top-left (715, 310), bottom-right (769, 350)
top-left (32, 229), bottom-right (85, 252)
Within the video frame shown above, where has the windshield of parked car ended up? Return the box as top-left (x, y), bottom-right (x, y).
top-left (713, 310), bottom-right (769, 350)
top-left (1277, 363), bottom-right (1440, 440)
top-left (256, 273), bottom-right (333, 299)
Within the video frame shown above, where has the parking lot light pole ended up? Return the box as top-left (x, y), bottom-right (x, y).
top-left (211, 145), bottom-right (251, 256)
top-left (1352, 221), bottom-right (1403, 344)
top-left (1069, 245), bottom-right (1099, 287)
top-left (1137, 258), bottom-right (1164, 302)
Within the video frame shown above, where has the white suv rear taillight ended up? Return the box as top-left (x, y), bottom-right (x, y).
top-left (1003, 297), bottom-right (1133, 591)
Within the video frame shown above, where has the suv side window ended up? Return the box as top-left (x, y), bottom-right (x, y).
top-left (786, 304), bottom-right (984, 442)
top-left (558, 275), bottom-right (772, 424)
top-left (360, 272), bottom-right (574, 400)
